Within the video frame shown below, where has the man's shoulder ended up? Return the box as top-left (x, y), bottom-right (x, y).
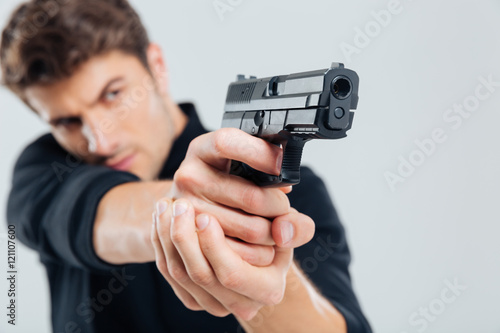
top-left (25, 132), bottom-right (61, 150)
top-left (19, 132), bottom-right (62, 155)
top-left (15, 133), bottom-right (66, 167)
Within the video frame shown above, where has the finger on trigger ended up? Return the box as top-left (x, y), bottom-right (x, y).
top-left (192, 128), bottom-right (283, 176)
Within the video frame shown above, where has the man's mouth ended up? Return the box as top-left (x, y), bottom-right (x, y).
top-left (106, 154), bottom-right (135, 171)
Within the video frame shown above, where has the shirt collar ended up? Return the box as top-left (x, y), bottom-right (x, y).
top-left (159, 103), bottom-right (208, 179)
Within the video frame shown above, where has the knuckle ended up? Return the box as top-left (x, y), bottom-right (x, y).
top-left (240, 185), bottom-right (262, 212)
top-left (189, 269), bottom-right (214, 287)
top-left (208, 307), bottom-right (231, 318)
top-left (219, 269), bottom-right (244, 290)
top-left (241, 141), bottom-right (258, 157)
top-left (240, 245), bottom-right (274, 266)
top-left (155, 260), bottom-right (168, 277)
top-left (173, 163), bottom-right (197, 189)
top-left (186, 133), bottom-right (208, 158)
top-left (264, 284), bottom-right (285, 306)
top-left (262, 292), bottom-right (283, 306)
top-left (261, 246), bottom-right (275, 266)
top-left (170, 228), bottom-right (187, 246)
top-left (168, 262), bottom-right (189, 284)
top-left (187, 136), bottom-right (201, 152)
top-left (183, 298), bottom-right (202, 311)
top-left (239, 249), bottom-right (256, 265)
top-left (241, 219), bottom-right (268, 243)
top-left (205, 178), bottom-right (222, 197)
top-left (212, 129), bottom-right (230, 156)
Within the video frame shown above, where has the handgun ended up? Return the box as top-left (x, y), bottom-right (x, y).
top-left (221, 62), bottom-right (359, 187)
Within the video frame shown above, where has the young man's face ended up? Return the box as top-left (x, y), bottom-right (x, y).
top-left (25, 49), bottom-right (180, 181)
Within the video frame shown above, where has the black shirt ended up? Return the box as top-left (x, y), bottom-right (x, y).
top-left (7, 103), bottom-right (371, 333)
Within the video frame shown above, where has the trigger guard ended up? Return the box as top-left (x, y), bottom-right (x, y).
top-left (230, 160), bottom-right (283, 187)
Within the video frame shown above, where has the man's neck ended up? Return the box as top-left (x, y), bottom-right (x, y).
top-left (165, 95), bottom-right (189, 139)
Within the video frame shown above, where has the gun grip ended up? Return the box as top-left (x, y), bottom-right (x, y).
top-left (229, 138), bottom-right (305, 187)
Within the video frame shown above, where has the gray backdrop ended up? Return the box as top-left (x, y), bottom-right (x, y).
top-left (1, 0), bottom-right (499, 332)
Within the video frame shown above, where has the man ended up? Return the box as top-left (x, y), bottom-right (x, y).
top-left (1, 0), bottom-right (372, 332)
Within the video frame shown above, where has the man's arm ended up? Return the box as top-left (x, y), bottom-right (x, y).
top-left (94, 181), bottom-right (292, 266)
top-left (7, 134), bottom-right (141, 271)
top-left (6, 131), bottom-right (282, 270)
top-left (238, 263), bottom-right (347, 333)
top-left (286, 167), bottom-right (373, 332)
top-left (93, 181), bottom-right (172, 264)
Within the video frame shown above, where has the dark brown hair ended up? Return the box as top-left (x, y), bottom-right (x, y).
top-left (0, 0), bottom-right (150, 102)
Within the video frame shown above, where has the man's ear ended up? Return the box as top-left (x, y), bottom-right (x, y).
top-left (146, 43), bottom-right (169, 95)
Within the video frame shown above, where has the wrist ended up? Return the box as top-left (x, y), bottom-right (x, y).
top-left (94, 180), bottom-right (173, 264)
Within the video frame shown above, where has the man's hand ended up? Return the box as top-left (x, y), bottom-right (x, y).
top-left (170, 128), bottom-right (314, 247)
top-left (93, 128), bottom-right (313, 265)
top-left (151, 197), bottom-right (315, 320)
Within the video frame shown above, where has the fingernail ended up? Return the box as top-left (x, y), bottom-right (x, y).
top-left (276, 153), bottom-right (283, 173)
top-left (281, 221), bottom-right (294, 245)
top-left (196, 214), bottom-right (210, 230)
top-left (156, 200), bottom-right (168, 216)
top-left (173, 201), bottom-right (188, 217)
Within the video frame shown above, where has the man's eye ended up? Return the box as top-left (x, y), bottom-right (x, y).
top-left (55, 117), bottom-right (81, 127)
top-left (104, 90), bottom-right (121, 102)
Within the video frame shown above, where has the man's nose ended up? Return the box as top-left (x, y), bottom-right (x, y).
top-left (82, 113), bottom-right (119, 157)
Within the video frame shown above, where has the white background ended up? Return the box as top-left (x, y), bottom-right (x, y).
top-left (1, 0), bottom-right (499, 332)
